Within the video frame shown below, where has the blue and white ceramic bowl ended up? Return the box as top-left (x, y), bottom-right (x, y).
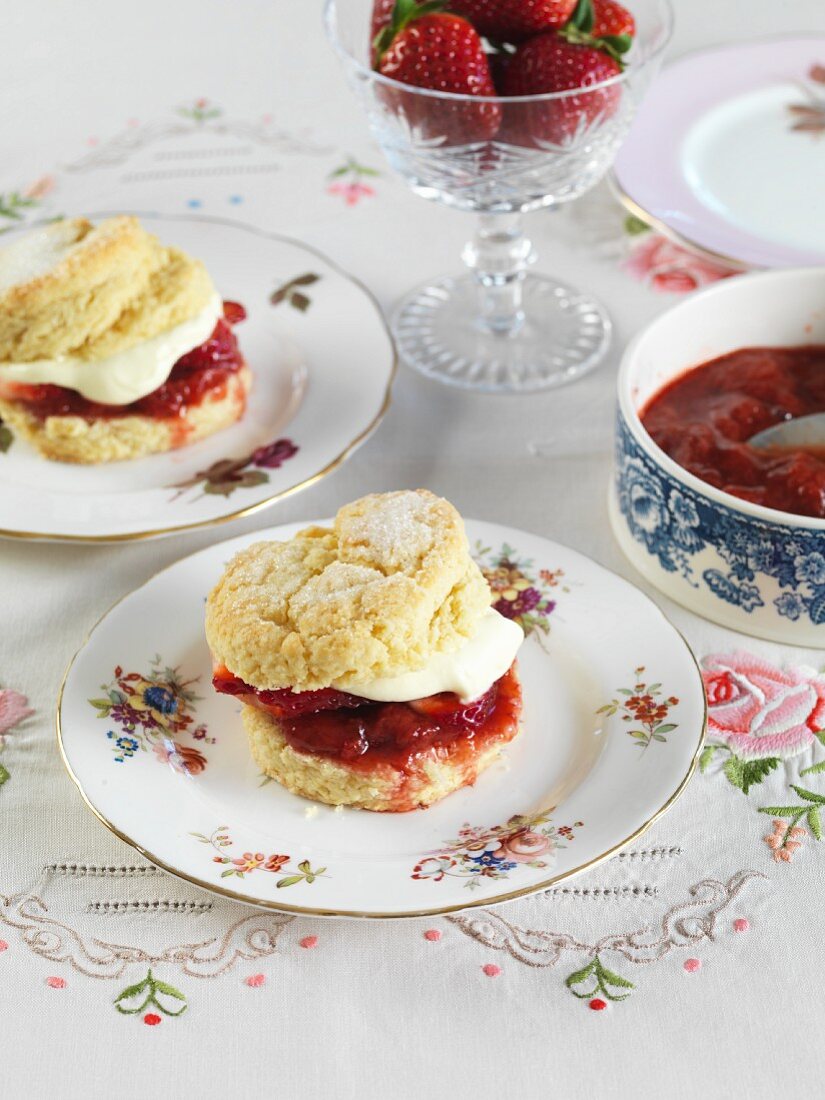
top-left (610, 268), bottom-right (825, 646)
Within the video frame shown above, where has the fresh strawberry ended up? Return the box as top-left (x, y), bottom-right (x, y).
top-left (446, 1), bottom-right (577, 42)
top-left (374, 0), bottom-right (501, 143)
top-left (370, 0), bottom-right (397, 65)
top-left (591, 0), bottom-right (635, 38)
top-left (500, 36), bottom-right (622, 143)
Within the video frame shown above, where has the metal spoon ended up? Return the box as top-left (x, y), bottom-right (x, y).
top-left (749, 413), bottom-right (825, 452)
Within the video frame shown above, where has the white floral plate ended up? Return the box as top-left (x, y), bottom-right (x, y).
top-left (0, 214), bottom-right (394, 541)
top-left (58, 520), bottom-right (706, 918)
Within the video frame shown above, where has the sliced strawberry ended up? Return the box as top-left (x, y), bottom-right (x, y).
top-left (409, 685), bottom-right (497, 727)
top-left (222, 300), bottom-right (247, 325)
top-left (447, 0), bottom-right (577, 42)
top-left (375, 2), bottom-right (501, 144)
top-left (211, 671), bottom-right (368, 717)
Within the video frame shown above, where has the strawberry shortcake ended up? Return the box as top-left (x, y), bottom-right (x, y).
top-left (205, 490), bottom-right (524, 812)
top-left (0, 216), bottom-right (249, 463)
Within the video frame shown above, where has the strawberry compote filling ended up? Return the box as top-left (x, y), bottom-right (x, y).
top-left (213, 664), bottom-right (522, 774)
top-left (8, 300), bottom-right (246, 422)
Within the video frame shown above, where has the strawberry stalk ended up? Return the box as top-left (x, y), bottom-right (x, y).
top-left (373, 0), bottom-right (446, 65)
top-left (561, 0), bottom-right (631, 66)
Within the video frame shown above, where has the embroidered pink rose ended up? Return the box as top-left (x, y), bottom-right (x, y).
top-left (327, 181), bottom-right (376, 206)
top-left (702, 653), bottom-right (825, 760)
top-left (492, 829), bottom-right (552, 863)
top-left (624, 234), bottom-right (735, 294)
top-left (0, 688), bottom-right (33, 742)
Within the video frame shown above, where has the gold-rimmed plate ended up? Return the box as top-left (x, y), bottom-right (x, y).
top-left (58, 519), bottom-right (705, 918)
top-left (0, 214), bottom-right (395, 541)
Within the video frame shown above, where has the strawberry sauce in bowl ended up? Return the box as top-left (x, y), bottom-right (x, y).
top-left (611, 267), bottom-right (825, 646)
top-left (642, 345), bottom-right (825, 520)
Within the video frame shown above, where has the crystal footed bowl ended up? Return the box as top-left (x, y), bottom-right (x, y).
top-left (325, 0), bottom-right (673, 393)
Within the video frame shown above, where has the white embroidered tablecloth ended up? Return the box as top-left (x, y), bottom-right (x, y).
top-left (2, 2), bottom-right (825, 1096)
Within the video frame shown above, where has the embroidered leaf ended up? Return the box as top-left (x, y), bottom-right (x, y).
top-left (724, 755), bottom-right (780, 794)
top-left (699, 745), bottom-right (718, 772)
top-left (276, 875), bottom-right (305, 888)
top-left (297, 860), bottom-right (311, 873)
top-left (565, 959), bottom-right (597, 997)
top-left (599, 965), bottom-right (635, 990)
top-left (790, 783), bottom-right (825, 804)
top-left (807, 806), bottom-right (823, 840)
top-left (654, 723), bottom-right (677, 734)
top-left (220, 868), bottom-right (237, 878)
top-left (153, 980), bottom-right (187, 1002)
top-left (114, 976), bottom-right (151, 1013)
top-left (758, 805), bottom-right (806, 816)
top-left (0, 763), bottom-right (9, 787)
top-left (0, 422), bottom-right (12, 452)
top-left (800, 759), bottom-right (825, 777)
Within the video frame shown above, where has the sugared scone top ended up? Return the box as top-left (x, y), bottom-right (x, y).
top-left (0, 216), bottom-right (216, 363)
top-left (206, 490), bottom-right (522, 695)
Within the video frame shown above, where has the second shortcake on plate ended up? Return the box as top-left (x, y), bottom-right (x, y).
top-left (0, 215), bottom-right (249, 463)
top-left (206, 490), bottom-right (524, 812)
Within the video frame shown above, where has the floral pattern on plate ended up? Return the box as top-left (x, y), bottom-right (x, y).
top-left (171, 438), bottom-right (298, 500)
top-left (192, 826), bottom-right (328, 889)
top-left (412, 810), bottom-right (583, 891)
top-left (474, 541), bottom-right (566, 638)
top-left (597, 666), bottom-right (680, 754)
top-left (89, 658), bottom-right (213, 772)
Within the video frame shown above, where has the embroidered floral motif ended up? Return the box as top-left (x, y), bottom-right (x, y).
top-left (787, 64), bottom-right (825, 136)
top-left (114, 969), bottom-right (187, 1017)
top-left (177, 97), bottom-right (221, 123)
top-left (326, 156), bottom-right (380, 205)
top-left (89, 658), bottom-right (212, 771)
top-left (699, 653), bottom-right (825, 862)
top-left (597, 667), bottom-right (679, 753)
top-left (622, 224), bottom-right (735, 293)
top-left (192, 827), bottom-right (327, 889)
top-left (270, 273), bottom-right (321, 312)
top-left (0, 685), bottom-right (34, 789)
top-left (448, 870), bottom-right (765, 1005)
top-left (412, 810), bottom-right (581, 890)
top-left (565, 955), bottom-right (635, 1002)
top-left (474, 542), bottom-right (565, 637)
top-left (763, 818), bottom-right (808, 862)
top-left (702, 653), bottom-right (825, 763)
top-left (171, 437), bottom-right (299, 499)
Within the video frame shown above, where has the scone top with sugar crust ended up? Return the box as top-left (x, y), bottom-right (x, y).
top-left (0, 215), bottom-right (216, 363)
top-left (205, 490), bottom-right (493, 693)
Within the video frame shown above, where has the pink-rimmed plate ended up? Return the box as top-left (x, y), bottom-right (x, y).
top-left (613, 37), bottom-right (825, 269)
top-left (57, 519), bottom-right (706, 918)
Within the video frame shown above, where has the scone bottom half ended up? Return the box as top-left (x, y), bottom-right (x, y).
top-left (0, 217), bottom-right (250, 463)
top-left (206, 490), bottom-right (525, 812)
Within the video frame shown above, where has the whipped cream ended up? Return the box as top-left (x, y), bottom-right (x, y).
top-left (0, 294), bottom-right (223, 406)
top-left (336, 608), bottom-right (524, 704)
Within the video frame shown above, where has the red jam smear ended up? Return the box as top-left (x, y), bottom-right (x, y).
top-left (641, 346), bottom-right (825, 519)
top-left (8, 300), bottom-right (246, 423)
top-left (212, 664), bottom-right (522, 775)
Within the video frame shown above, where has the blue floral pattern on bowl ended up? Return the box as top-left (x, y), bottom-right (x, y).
top-left (614, 413), bottom-right (825, 626)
